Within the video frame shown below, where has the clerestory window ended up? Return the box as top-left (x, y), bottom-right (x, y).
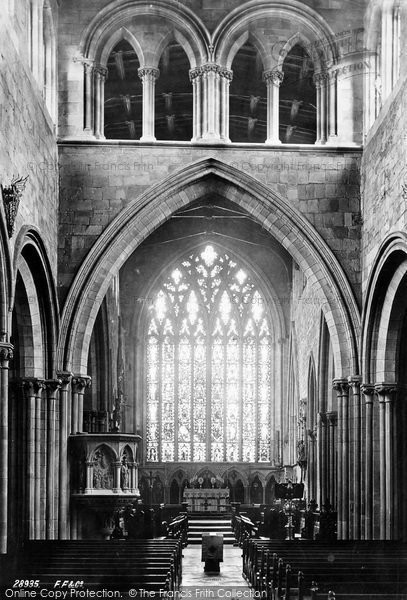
top-left (145, 244), bottom-right (273, 463)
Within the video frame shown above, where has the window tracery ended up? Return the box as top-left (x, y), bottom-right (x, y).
top-left (145, 244), bottom-right (273, 463)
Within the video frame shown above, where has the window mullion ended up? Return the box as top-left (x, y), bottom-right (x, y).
top-left (158, 333), bottom-right (163, 463)
top-left (206, 327), bottom-right (212, 461)
top-left (190, 335), bottom-right (194, 461)
top-left (174, 331), bottom-right (179, 461)
top-left (255, 334), bottom-right (259, 462)
top-left (223, 333), bottom-right (227, 462)
top-left (239, 333), bottom-right (243, 462)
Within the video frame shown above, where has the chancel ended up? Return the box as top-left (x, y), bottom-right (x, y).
top-left (1, 0), bottom-right (407, 597)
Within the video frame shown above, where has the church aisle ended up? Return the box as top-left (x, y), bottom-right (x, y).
top-left (180, 545), bottom-right (255, 600)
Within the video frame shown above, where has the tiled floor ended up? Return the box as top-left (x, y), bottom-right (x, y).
top-left (181, 545), bottom-right (254, 599)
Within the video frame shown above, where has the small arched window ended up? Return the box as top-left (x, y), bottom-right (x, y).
top-left (229, 42), bottom-right (266, 143)
top-left (104, 40), bottom-right (142, 139)
top-left (155, 42), bottom-right (193, 141)
top-left (145, 244), bottom-right (273, 463)
top-left (279, 44), bottom-right (316, 144)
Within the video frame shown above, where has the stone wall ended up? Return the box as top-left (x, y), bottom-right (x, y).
top-left (0, 12), bottom-right (58, 275)
top-left (58, 144), bottom-right (362, 305)
top-left (361, 77), bottom-right (407, 292)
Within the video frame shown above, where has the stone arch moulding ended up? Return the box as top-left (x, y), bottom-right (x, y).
top-left (11, 226), bottom-right (59, 375)
top-left (212, 0), bottom-right (338, 71)
top-left (361, 232), bottom-right (407, 383)
top-left (58, 158), bottom-right (360, 377)
top-left (99, 26), bottom-right (145, 68)
top-left (0, 197), bottom-right (12, 339)
top-left (79, 0), bottom-right (210, 68)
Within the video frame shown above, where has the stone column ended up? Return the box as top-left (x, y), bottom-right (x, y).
top-left (83, 61), bottom-right (94, 134)
top-left (56, 371), bottom-right (72, 539)
top-left (326, 412), bottom-right (337, 508)
top-left (113, 461), bottom-right (122, 494)
top-left (85, 460), bottom-right (93, 494)
top-left (361, 384), bottom-right (375, 539)
top-left (22, 379), bottom-right (36, 539)
top-left (317, 413), bottom-right (327, 507)
top-left (190, 68), bottom-right (202, 142)
top-left (134, 462), bottom-right (139, 495)
top-left (0, 344), bottom-right (13, 553)
top-left (138, 67), bottom-right (160, 142)
top-left (333, 379), bottom-right (350, 539)
top-left (45, 379), bottom-right (61, 539)
top-left (219, 68), bottom-right (233, 142)
top-left (263, 69), bottom-right (283, 145)
top-left (348, 376), bottom-right (362, 539)
top-left (375, 383), bottom-right (398, 539)
top-left (71, 376), bottom-right (91, 434)
top-left (93, 65), bottom-right (107, 139)
top-left (327, 69), bottom-right (338, 143)
top-left (313, 72), bottom-right (328, 144)
top-left (34, 380), bottom-right (46, 539)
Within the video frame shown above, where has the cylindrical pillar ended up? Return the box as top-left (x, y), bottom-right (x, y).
top-left (34, 380), bottom-right (46, 539)
top-left (326, 412), bottom-right (337, 508)
top-left (85, 461), bottom-right (93, 493)
top-left (349, 376), bottom-right (362, 539)
top-left (93, 65), bottom-right (107, 139)
top-left (84, 61), bottom-right (94, 133)
top-left (45, 379), bottom-right (61, 539)
top-left (317, 412), bottom-right (327, 507)
top-left (113, 462), bottom-right (122, 494)
top-left (313, 72), bottom-right (328, 144)
top-left (57, 372), bottom-right (72, 539)
top-left (71, 376), bottom-right (91, 434)
top-left (22, 379), bottom-right (36, 540)
top-left (263, 69), bottom-right (284, 144)
top-left (138, 67), bottom-right (160, 142)
top-left (219, 68), bottom-right (233, 142)
top-left (0, 344), bottom-right (13, 554)
top-left (327, 69), bottom-right (338, 142)
top-left (375, 383), bottom-right (398, 539)
top-left (361, 385), bottom-right (375, 539)
top-left (333, 379), bottom-right (349, 539)
top-left (190, 69), bottom-right (202, 141)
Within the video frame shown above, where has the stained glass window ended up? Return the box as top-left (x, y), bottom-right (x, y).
top-left (145, 244), bottom-right (273, 462)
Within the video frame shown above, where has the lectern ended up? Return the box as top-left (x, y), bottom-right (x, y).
top-left (202, 533), bottom-right (223, 573)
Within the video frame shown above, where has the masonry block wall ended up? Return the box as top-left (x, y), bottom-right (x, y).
top-left (58, 145), bottom-right (362, 304)
top-left (0, 7), bottom-right (59, 275)
top-left (361, 75), bottom-right (407, 292)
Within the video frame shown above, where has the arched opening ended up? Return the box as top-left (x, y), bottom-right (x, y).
top-left (155, 42), bottom-right (192, 141)
top-left (104, 40), bottom-right (142, 140)
top-left (170, 479), bottom-right (180, 504)
top-left (279, 44), bottom-right (316, 144)
top-left (229, 42), bottom-right (266, 143)
top-left (250, 475), bottom-right (263, 504)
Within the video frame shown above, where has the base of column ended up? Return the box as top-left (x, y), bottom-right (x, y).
top-left (140, 135), bottom-right (156, 142)
top-left (266, 138), bottom-right (282, 145)
top-left (326, 135), bottom-right (339, 145)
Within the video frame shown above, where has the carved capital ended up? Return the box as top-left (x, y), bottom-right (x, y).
top-left (138, 67), bottom-right (160, 81)
top-left (0, 342), bottom-right (13, 363)
top-left (219, 67), bottom-right (233, 81)
top-left (72, 376), bottom-right (92, 394)
top-left (94, 65), bottom-right (108, 79)
top-left (263, 68), bottom-right (284, 86)
top-left (348, 375), bottom-right (362, 392)
top-left (1, 175), bottom-right (29, 237)
top-left (45, 379), bottom-right (62, 398)
top-left (313, 71), bottom-right (329, 87)
top-left (21, 378), bottom-right (37, 398)
top-left (374, 382), bottom-right (398, 402)
top-left (56, 371), bottom-right (73, 387)
top-left (361, 383), bottom-right (375, 400)
top-left (332, 378), bottom-right (349, 395)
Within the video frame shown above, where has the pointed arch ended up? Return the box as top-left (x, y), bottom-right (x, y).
top-left (79, 0), bottom-right (209, 68)
top-left (58, 158), bottom-right (359, 378)
top-left (99, 26), bottom-right (145, 67)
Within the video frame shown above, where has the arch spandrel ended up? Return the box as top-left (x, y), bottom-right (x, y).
top-left (79, 0), bottom-right (210, 68)
top-left (212, 0), bottom-right (338, 71)
top-left (58, 158), bottom-right (360, 378)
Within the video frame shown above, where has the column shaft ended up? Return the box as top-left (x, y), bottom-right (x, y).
top-left (0, 344), bottom-right (12, 554)
top-left (45, 380), bottom-right (61, 539)
top-left (362, 385), bottom-right (374, 539)
top-left (57, 372), bottom-right (72, 539)
top-left (333, 379), bottom-right (349, 539)
top-left (34, 381), bottom-right (46, 539)
top-left (138, 67), bottom-right (159, 142)
top-left (327, 70), bottom-right (338, 141)
top-left (263, 69), bottom-right (283, 145)
top-left (22, 380), bottom-right (36, 539)
top-left (84, 62), bottom-right (94, 132)
top-left (349, 376), bottom-right (362, 539)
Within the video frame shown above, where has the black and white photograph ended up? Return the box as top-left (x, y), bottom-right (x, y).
top-left (0, 0), bottom-right (406, 598)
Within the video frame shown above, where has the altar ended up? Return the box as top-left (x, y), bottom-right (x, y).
top-left (183, 488), bottom-right (229, 512)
